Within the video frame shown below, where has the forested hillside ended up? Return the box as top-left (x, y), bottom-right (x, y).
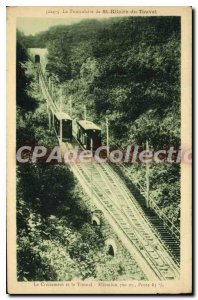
top-left (16, 18), bottom-right (181, 281)
top-left (23, 17), bottom-right (180, 147)
top-left (16, 31), bottom-right (146, 281)
top-left (21, 16), bottom-right (181, 227)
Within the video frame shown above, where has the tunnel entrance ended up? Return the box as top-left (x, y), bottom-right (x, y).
top-left (91, 215), bottom-right (101, 226)
top-left (35, 55), bottom-right (40, 63)
top-left (108, 245), bottom-right (115, 256)
top-left (105, 238), bottom-right (117, 257)
top-left (92, 220), bottom-right (98, 226)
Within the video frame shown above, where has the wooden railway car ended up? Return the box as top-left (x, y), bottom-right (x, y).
top-left (54, 112), bottom-right (72, 141)
top-left (77, 120), bottom-right (101, 151)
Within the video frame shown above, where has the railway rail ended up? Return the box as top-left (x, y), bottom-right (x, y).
top-left (38, 65), bottom-right (180, 280)
top-left (39, 65), bottom-right (58, 114)
top-left (115, 162), bottom-right (180, 242)
top-left (60, 141), bottom-right (179, 281)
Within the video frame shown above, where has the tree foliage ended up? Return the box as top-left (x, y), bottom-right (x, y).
top-left (16, 16), bottom-right (181, 280)
top-left (25, 16), bottom-right (181, 225)
top-left (16, 36), bottom-right (145, 280)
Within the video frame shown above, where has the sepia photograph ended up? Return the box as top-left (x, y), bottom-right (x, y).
top-left (6, 6), bottom-right (192, 294)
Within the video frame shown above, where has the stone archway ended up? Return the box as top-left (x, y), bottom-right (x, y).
top-left (35, 54), bottom-right (40, 63)
top-left (105, 238), bottom-right (117, 257)
top-left (91, 215), bottom-right (101, 226)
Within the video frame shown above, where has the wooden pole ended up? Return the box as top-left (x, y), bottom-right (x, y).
top-left (84, 105), bottom-right (87, 120)
top-left (47, 102), bottom-right (51, 131)
top-left (52, 113), bottom-right (54, 127)
top-left (146, 140), bottom-right (150, 208)
top-left (49, 111), bottom-right (51, 131)
top-left (90, 138), bottom-right (93, 201)
top-left (51, 82), bottom-right (54, 98)
top-left (69, 96), bottom-right (72, 117)
top-left (48, 77), bottom-right (51, 93)
top-left (60, 119), bottom-right (62, 143)
top-left (47, 101), bottom-right (49, 114)
top-left (60, 89), bottom-right (63, 112)
top-left (91, 138), bottom-right (93, 155)
top-left (106, 117), bottom-right (109, 158)
top-left (59, 89), bottom-right (63, 143)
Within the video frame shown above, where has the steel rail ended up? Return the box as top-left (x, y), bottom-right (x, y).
top-left (38, 66), bottom-right (180, 280)
top-left (70, 159), bottom-right (179, 280)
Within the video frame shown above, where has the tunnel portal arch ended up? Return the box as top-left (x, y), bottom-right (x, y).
top-left (105, 238), bottom-right (117, 257)
top-left (91, 215), bottom-right (101, 226)
top-left (35, 54), bottom-right (40, 63)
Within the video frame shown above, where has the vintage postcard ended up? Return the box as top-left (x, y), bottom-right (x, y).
top-left (7, 6), bottom-right (192, 294)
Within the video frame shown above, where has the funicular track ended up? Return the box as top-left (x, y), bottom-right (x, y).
top-left (38, 65), bottom-right (180, 281)
top-left (61, 141), bottom-right (179, 281)
top-left (111, 162), bottom-right (180, 265)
